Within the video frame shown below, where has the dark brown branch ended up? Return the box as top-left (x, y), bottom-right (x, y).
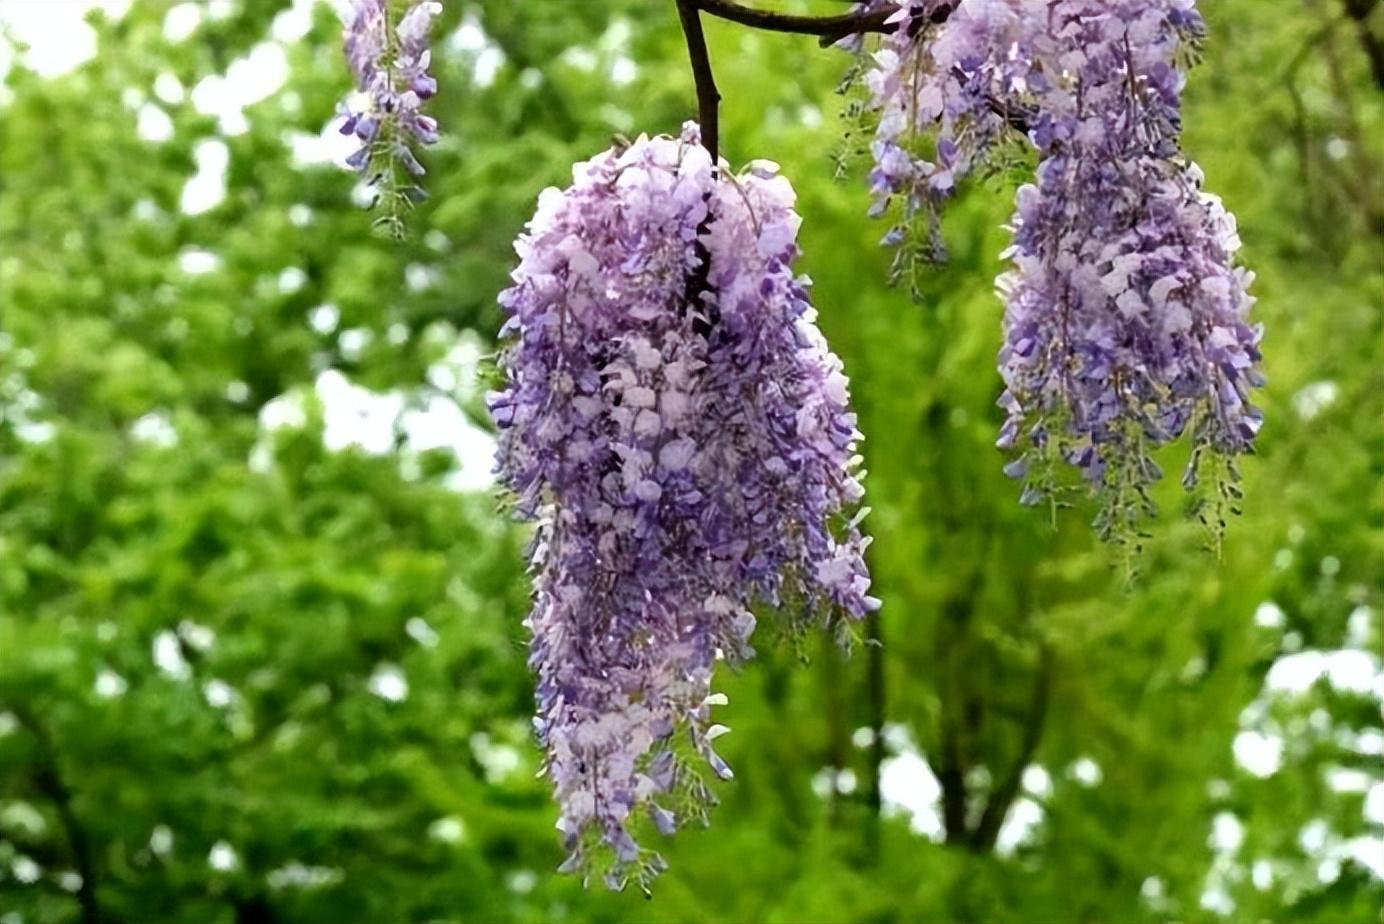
top-left (1342, 0), bottom-right (1384, 89)
top-left (935, 711), bottom-right (969, 844)
top-left (674, 0), bottom-right (721, 336)
top-left (675, 0), bottom-right (722, 162)
top-left (862, 607), bottom-right (886, 858)
top-left (696, 0), bottom-right (901, 47)
top-left (822, 636), bottom-right (850, 826)
top-left (931, 572), bottom-right (984, 845)
top-left (969, 645), bottom-right (1053, 852)
top-left (1282, 20), bottom-right (1339, 236)
top-left (674, 1), bottom-right (960, 156)
top-left (7, 703), bottom-right (102, 924)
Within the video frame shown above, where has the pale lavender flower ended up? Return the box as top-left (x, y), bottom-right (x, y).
top-left (850, 0), bottom-right (1261, 542)
top-left (489, 125), bottom-right (875, 889)
top-left (339, 0), bottom-right (442, 234)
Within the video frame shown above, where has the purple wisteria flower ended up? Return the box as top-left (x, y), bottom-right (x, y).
top-left (851, 0), bottom-right (1263, 546)
top-left (339, 0), bottom-right (442, 235)
top-left (489, 124), bottom-right (876, 890)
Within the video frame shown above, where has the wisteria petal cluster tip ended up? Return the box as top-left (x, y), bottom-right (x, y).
top-left (339, 0), bottom-right (443, 231)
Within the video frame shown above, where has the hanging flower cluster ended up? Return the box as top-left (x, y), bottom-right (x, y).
top-left (488, 124), bottom-right (876, 889)
top-left (339, 0), bottom-right (442, 236)
top-left (853, 0), bottom-right (1263, 545)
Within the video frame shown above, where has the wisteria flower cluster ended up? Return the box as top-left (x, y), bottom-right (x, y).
top-left (852, 0), bottom-right (1263, 546)
top-left (339, 0), bottom-right (442, 236)
top-left (488, 124), bottom-right (876, 888)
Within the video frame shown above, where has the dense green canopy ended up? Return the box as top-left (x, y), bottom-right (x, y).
top-left (0, 1), bottom-right (1380, 921)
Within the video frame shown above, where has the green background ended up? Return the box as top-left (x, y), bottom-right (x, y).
top-left (1, 0), bottom-right (1381, 921)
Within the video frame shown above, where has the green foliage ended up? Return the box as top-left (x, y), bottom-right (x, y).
top-left (0, 1), bottom-right (1380, 922)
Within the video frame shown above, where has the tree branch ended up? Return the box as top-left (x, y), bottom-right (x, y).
top-left (935, 711), bottom-right (969, 844)
top-left (7, 703), bottom-right (102, 924)
top-left (675, 0), bottom-right (722, 162)
top-left (674, 0), bottom-right (722, 336)
top-left (862, 607), bottom-right (886, 858)
top-left (969, 645), bottom-right (1053, 852)
top-left (930, 571), bottom-right (985, 845)
top-left (1341, 0), bottom-right (1384, 89)
top-left (696, 0), bottom-right (901, 47)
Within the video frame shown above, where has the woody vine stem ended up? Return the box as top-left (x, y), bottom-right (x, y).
top-left (673, 0), bottom-right (918, 163)
top-left (674, 0), bottom-right (722, 161)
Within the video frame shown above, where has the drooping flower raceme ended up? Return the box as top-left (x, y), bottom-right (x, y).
top-left (489, 124), bottom-right (876, 889)
top-left (852, 0), bottom-right (1263, 544)
top-left (339, 0), bottom-right (442, 235)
